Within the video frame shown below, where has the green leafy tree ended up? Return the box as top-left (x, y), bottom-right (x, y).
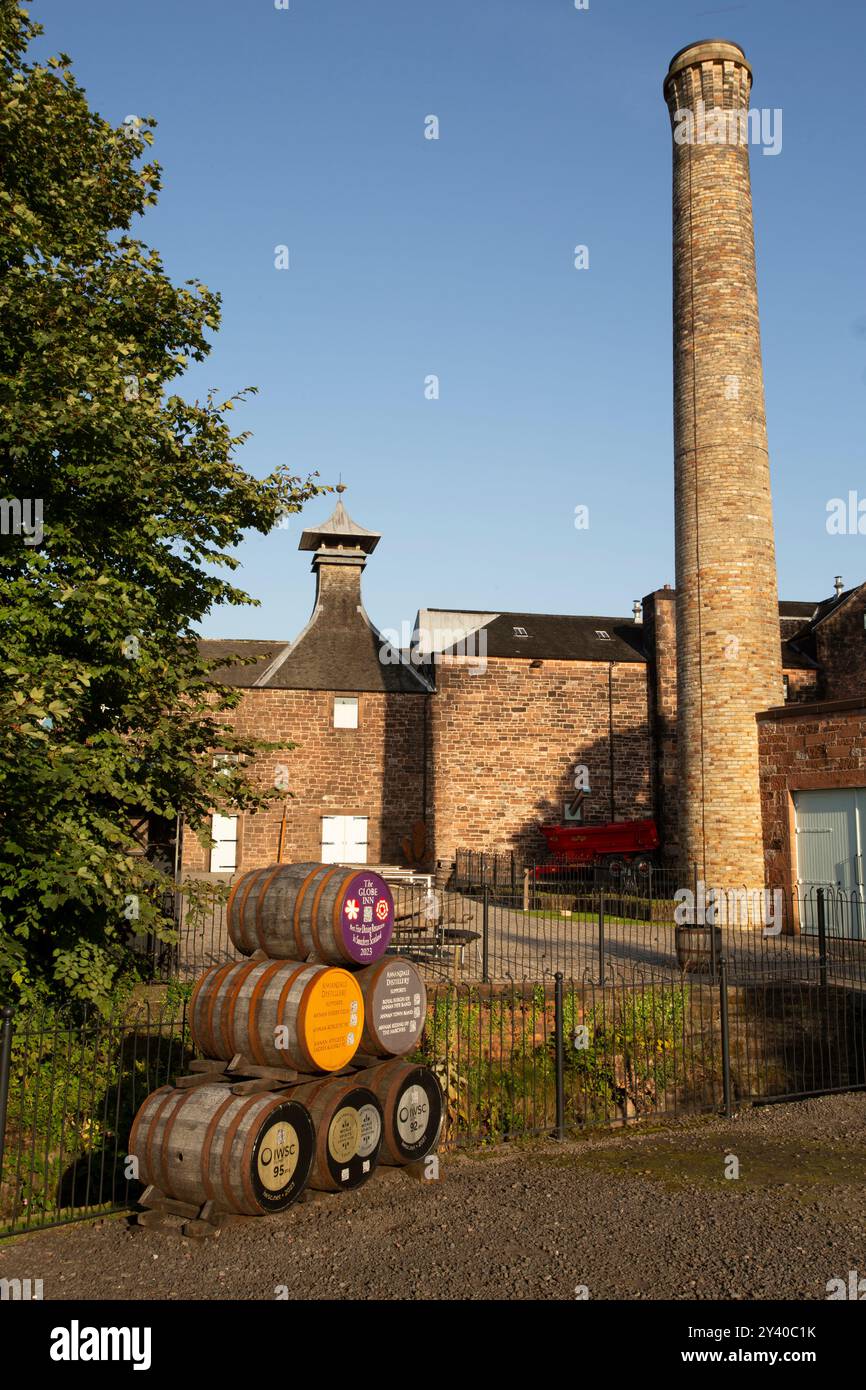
top-left (0, 3), bottom-right (322, 1009)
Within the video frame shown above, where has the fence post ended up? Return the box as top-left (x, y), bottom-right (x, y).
top-left (816, 886), bottom-right (828, 989)
top-left (0, 1004), bottom-right (14, 1187)
top-left (597, 889), bottom-right (606, 987)
top-left (482, 886), bottom-right (490, 985)
top-left (554, 972), bottom-right (565, 1140)
top-left (719, 957), bottom-right (732, 1119)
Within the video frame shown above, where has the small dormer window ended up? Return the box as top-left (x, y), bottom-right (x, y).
top-left (513, 626), bottom-right (529, 639)
top-left (595, 630), bottom-right (612, 641)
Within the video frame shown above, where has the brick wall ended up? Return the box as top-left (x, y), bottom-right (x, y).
top-left (784, 669), bottom-right (821, 703)
top-left (428, 655), bottom-right (652, 868)
top-left (665, 43), bottom-right (784, 885)
top-left (181, 688), bottom-right (428, 874)
top-left (758, 698), bottom-right (866, 888)
top-left (814, 586), bottom-right (866, 700)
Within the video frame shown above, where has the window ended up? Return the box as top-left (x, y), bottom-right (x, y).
top-left (512, 626), bottom-right (528, 639)
top-left (212, 752), bottom-right (243, 773)
top-left (334, 696), bottom-right (359, 729)
top-left (782, 674), bottom-right (790, 701)
top-left (595, 630), bottom-right (612, 641)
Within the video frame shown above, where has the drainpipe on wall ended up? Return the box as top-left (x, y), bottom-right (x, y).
top-left (608, 662), bottom-right (615, 823)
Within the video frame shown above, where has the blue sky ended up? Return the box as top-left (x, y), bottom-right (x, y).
top-left (31, 0), bottom-right (866, 640)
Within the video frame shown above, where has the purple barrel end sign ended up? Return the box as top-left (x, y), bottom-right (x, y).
top-left (340, 872), bottom-right (394, 963)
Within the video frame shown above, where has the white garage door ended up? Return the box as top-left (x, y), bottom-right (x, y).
top-left (209, 813), bottom-right (238, 872)
top-left (793, 788), bottom-right (865, 937)
top-left (321, 815), bottom-right (368, 865)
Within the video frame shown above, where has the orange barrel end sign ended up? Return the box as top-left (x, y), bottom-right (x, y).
top-left (190, 959), bottom-right (364, 1073)
top-left (227, 862), bottom-right (395, 965)
top-left (128, 1083), bottom-right (316, 1216)
top-left (354, 957), bottom-right (427, 1057)
top-left (292, 1077), bottom-right (384, 1192)
top-left (353, 1061), bottom-right (444, 1166)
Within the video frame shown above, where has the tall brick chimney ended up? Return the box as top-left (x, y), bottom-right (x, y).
top-left (664, 41), bottom-right (782, 888)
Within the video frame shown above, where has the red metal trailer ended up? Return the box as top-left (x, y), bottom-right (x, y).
top-left (534, 817), bottom-right (660, 880)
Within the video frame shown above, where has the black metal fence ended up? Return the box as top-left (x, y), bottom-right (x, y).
top-left (4, 860), bottom-right (866, 1240)
top-left (0, 1002), bottom-right (189, 1240)
top-left (3, 942), bottom-right (866, 1238)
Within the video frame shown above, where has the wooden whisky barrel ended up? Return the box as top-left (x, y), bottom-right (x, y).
top-left (291, 1077), bottom-right (383, 1191)
top-left (354, 957), bottom-right (427, 1057)
top-left (674, 924), bottom-right (722, 975)
top-left (128, 1083), bottom-right (315, 1215)
top-left (353, 1061), bottom-right (444, 1166)
top-left (227, 862), bottom-right (394, 965)
top-left (189, 959), bottom-right (364, 1073)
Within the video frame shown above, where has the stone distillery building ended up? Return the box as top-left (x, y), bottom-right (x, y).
top-left (176, 40), bottom-right (864, 903)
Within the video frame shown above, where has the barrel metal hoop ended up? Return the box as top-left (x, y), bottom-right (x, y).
top-left (225, 870), bottom-right (244, 931)
top-left (273, 962), bottom-right (309, 1069)
top-left (235, 868), bottom-right (264, 953)
top-left (383, 1065), bottom-right (409, 1152)
top-left (330, 871), bottom-right (357, 961)
top-left (309, 866), bottom-right (343, 956)
top-left (295, 974), bottom-right (317, 1073)
top-left (188, 966), bottom-right (212, 1044)
top-left (158, 1088), bottom-right (189, 1194)
top-left (239, 1093), bottom-right (277, 1212)
top-left (254, 865), bottom-right (286, 953)
top-left (200, 1091), bottom-right (237, 1204)
top-left (221, 959), bottom-right (263, 1059)
top-left (143, 1086), bottom-right (182, 1188)
top-left (220, 1093), bottom-right (265, 1214)
top-left (292, 866), bottom-right (324, 957)
top-left (203, 960), bottom-right (241, 1057)
top-left (247, 959), bottom-right (290, 1066)
top-left (128, 1085), bottom-right (171, 1181)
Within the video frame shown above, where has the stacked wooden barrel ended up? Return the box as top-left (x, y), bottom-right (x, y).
top-left (131, 863), bottom-right (443, 1219)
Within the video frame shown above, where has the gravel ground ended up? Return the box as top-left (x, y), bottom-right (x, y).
top-left (2, 1092), bottom-right (865, 1301)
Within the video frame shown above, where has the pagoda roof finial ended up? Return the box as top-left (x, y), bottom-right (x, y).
top-left (298, 485), bottom-right (381, 554)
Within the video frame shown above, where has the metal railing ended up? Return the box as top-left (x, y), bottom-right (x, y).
top-left (4, 946), bottom-right (865, 1237)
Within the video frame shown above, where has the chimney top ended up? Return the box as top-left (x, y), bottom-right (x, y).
top-left (665, 39), bottom-right (752, 97)
top-left (834, 575), bottom-right (844, 597)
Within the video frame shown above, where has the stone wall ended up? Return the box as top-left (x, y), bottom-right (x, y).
top-left (814, 586), bottom-right (866, 700)
top-left (428, 655), bottom-right (652, 869)
top-left (758, 698), bottom-right (866, 888)
top-left (180, 688), bottom-right (428, 873)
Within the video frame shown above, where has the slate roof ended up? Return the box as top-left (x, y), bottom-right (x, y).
top-left (419, 609), bottom-right (646, 663)
top-left (198, 639), bottom-right (289, 685)
top-left (199, 595), bottom-right (846, 689)
top-left (298, 498), bottom-right (381, 554)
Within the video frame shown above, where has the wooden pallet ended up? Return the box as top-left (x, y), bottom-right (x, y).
top-left (173, 1051), bottom-right (393, 1096)
top-left (133, 1185), bottom-right (243, 1238)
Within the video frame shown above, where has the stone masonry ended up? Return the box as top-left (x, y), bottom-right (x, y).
top-left (428, 654), bottom-right (652, 868)
top-left (665, 40), bottom-right (783, 885)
